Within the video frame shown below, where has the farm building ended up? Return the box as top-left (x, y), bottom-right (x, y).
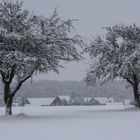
top-left (70, 96), bottom-right (85, 105)
top-left (51, 96), bottom-right (71, 106)
top-left (13, 97), bottom-right (30, 106)
top-left (26, 96), bottom-right (114, 106)
top-left (28, 98), bottom-right (55, 106)
top-left (86, 98), bottom-right (101, 105)
top-left (95, 97), bottom-right (114, 105)
top-left (0, 96), bottom-right (30, 107)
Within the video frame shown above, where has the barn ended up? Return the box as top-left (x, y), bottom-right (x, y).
top-left (51, 96), bottom-right (71, 106)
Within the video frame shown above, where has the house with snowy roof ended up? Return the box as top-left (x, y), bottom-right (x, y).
top-left (95, 97), bottom-right (114, 105)
top-left (83, 97), bottom-right (114, 105)
top-left (13, 97), bottom-right (30, 106)
top-left (84, 97), bottom-right (100, 105)
top-left (28, 97), bottom-right (55, 106)
top-left (51, 96), bottom-right (71, 106)
top-left (70, 96), bottom-right (85, 105)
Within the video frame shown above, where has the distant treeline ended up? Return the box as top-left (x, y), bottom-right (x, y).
top-left (0, 80), bottom-right (133, 101)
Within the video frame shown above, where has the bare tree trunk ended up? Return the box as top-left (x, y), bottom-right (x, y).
top-left (132, 73), bottom-right (140, 107)
top-left (4, 82), bottom-right (13, 115)
top-left (2, 68), bottom-right (34, 115)
top-left (5, 96), bottom-right (13, 115)
top-left (133, 84), bottom-right (140, 107)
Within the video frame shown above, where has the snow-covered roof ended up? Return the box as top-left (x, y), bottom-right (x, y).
top-left (84, 97), bottom-right (93, 102)
top-left (95, 97), bottom-right (114, 104)
top-left (28, 98), bottom-right (55, 106)
top-left (95, 97), bottom-right (107, 104)
top-left (58, 96), bottom-right (71, 102)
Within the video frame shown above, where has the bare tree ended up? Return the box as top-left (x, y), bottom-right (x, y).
top-left (0, 0), bottom-right (82, 115)
top-left (85, 24), bottom-right (140, 107)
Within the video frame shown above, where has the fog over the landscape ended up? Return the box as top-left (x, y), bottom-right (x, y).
top-left (1, 1), bottom-right (140, 138)
top-left (22, 0), bottom-right (140, 81)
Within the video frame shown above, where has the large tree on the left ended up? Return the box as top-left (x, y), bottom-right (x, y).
top-left (0, 0), bottom-right (82, 115)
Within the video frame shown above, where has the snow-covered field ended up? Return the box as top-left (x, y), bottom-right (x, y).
top-left (0, 103), bottom-right (139, 140)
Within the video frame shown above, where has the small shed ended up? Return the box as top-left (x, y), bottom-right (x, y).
top-left (14, 97), bottom-right (30, 106)
top-left (28, 98), bottom-right (55, 106)
top-left (86, 98), bottom-right (101, 105)
top-left (51, 96), bottom-right (70, 106)
top-left (95, 97), bottom-right (114, 105)
top-left (70, 96), bottom-right (85, 105)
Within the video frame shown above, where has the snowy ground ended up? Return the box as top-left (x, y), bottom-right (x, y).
top-left (0, 103), bottom-right (139, 140)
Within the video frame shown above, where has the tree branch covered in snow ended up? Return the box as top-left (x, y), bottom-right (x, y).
top-left (0, 0), bottom-right (83, 114)
top-left (84, 24), bottom-right (140, 107)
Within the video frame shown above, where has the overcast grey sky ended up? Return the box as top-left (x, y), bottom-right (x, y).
top-left (22, 0), bottom-right (140, 81)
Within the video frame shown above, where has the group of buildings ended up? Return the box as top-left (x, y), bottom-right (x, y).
top-left (0, 95), bottom-right (133, 107)
top-left (12, 96), bottom-right (114, 107)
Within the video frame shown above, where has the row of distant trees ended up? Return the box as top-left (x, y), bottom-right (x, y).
top-left (0, 0), bottom-right (140, 115)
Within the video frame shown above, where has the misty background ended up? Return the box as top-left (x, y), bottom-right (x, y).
top-left (0, 80), bottom-right (133, 101)
top-left (0, 0), bottom-right (138, 100)
top-left (22, 0), bottom-right (140, 81)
